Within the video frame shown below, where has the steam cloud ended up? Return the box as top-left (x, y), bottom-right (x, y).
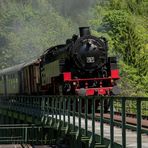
top-left (51, 0), bottom-right (97, 25)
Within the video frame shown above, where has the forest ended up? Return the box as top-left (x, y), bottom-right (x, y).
top-left (0, 0), bottom-right (147, 96)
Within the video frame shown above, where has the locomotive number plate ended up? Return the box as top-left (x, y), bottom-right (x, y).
top-left (86, 57), bottom-right (95, 63)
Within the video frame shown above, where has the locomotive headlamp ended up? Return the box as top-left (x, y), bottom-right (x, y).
top-left (73, 82), bottom-right (77, 85)
top-left (111, 79), bottom-right (115, 85)
top-left (111, 79), bottom-right (114, 83)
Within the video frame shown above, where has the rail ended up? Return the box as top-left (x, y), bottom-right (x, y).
top-left (0, 95), bottom-right (148, 147)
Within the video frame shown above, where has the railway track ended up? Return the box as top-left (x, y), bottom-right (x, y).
top-left (113, 111), bottom-right (148, 120)
top-left (96, 112), bottom-right (148, 127)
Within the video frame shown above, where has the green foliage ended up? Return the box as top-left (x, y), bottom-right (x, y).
top-left (0, 0), bottom-right (77, 68)
top-left (0, 0), bottom-right (97, 69)
top-left (90, 0), bottom-right (148, 96)
top-left (109, 0), bottom-right (148, 16)
top-left (119, 61), bottom-right (148, 96)
top-left (102, 10), bottom-right (147, 70)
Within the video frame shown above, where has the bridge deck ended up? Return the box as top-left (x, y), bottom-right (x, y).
top-left (48, 115), bottom-right (148, 148)
top-left (0, 145), bottom-right (31, 148)
top-left (0, 145), bottom-right (52, 148)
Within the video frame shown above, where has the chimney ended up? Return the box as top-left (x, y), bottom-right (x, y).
top-left (79, 27), bottom-right (90, 37)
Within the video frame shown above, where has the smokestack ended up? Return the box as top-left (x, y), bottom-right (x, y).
top-left (79, 27), bottom-right (90, 37)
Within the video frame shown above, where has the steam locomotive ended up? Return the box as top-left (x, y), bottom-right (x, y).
top-left (0, 27), bottom-right (120, 111)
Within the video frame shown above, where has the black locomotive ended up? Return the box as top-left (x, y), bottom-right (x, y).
top-left (0, 27), bottom-right (120, 111)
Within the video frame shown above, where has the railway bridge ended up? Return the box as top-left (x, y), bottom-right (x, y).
top-left (0, 96), bottom-right (147, 148)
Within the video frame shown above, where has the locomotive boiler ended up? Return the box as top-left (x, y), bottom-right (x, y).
top-left (0, 27), bottom-right (120, 112)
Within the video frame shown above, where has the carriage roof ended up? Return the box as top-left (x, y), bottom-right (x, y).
top-left (0, 63), bottom-right (25, 75)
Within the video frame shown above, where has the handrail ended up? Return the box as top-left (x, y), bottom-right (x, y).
top-left (0, 95), bottom-right (147, 148)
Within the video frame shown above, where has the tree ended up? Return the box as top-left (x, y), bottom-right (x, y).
top-left (0, 0), bottom-right (77, 68)
top-left (90, 1), bottom-right (148, 96)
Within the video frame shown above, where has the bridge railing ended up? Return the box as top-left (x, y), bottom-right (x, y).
top-left (0, 124), bottom-right (54, 144)
top-left (0, 95), bottom-right (147, 148)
